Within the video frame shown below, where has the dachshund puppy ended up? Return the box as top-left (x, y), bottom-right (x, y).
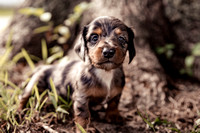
top-left (18, 16), bottom-right (135, 132)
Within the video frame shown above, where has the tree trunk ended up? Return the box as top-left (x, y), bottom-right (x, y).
top-left (0, 0), bottom-right (86, 58)
top-left (0, 0), bottom-right (200, 108)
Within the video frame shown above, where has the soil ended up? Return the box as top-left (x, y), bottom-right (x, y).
top-left (6, 53), bottom-right (200, 133)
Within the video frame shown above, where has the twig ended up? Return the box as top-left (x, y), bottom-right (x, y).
top-left (41, 124), bottom-right (58, 133)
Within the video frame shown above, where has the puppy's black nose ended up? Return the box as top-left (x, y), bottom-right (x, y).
top-left (102, 47), bottom-right (115, 58)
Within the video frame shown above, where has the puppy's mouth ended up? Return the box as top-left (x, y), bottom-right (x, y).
top-left (92, 59), bottom-right (122, 70)
top-left (97, 60), bottom-right (115, 65)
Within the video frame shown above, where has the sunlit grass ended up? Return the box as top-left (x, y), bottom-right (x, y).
top-left (22, 79), bottom-right (71, 123)
top-left (0, 2), bottom-right (91, 132)
top-left (76, 123), bottom-right (87, 133)
top-left (137, 109), bottom-right (182, 133)
top-left (21, 48), bottom-right (35, 71)
top-left (0, 28), bottom-right (70, 132)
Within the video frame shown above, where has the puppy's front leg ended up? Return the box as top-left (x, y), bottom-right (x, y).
top-left (73, 93), bottom-right (90, 133)
top-left (105, 94), bottom-right (123, 124)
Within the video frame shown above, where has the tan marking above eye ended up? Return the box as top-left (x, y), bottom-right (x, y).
top-left (92, 28), bottom-right (102, 35)
top-left (115, 28), bottom-right (122, 35)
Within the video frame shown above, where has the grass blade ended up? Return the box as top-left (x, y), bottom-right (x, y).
top-left (46, 51), bottom-right (64, 64)
top-left (58, 96), bottom-right (69, 106)
top-left (75, 123), bottom-right (87, 133)
top-left (4, 71), bottom-right (8, 86)
top-left (168, 127), bottom-right (181, 133)
top-left (29, 55), bottom-right (41, 62)
top-left (34, 25), bottom-right (51, 34)
top-left (0, 97), bottom-right (7, 110)
top-left (6, 30), bottom-right (13, 49)
top-left (0, 78), bottom-right (20, 90)
top-left (13, 52), bottom-right (41, 63)
top-left (40, 89), bottom-right (48, 100)
top-left (49, 78), bottom-right (58, 102)
top-left (21, 48), bottom-right (35, 70)
top-left (12, 52), bottom-right (23, 63)
top-left (56, 106), bottom-right (69, 114)
top-left (48, 92), bottom-right (57, 109)
top-left (34, 85), bottom-right (40, 102)
top-left (0, 47), bottom-right (13, 67)
top-left (67, 85), bottom-right (70, 102)
top-left (18, 7), bottom-right (44, 16)
top-left (137, 109), bottom-right (156, 132)
top-left (39, 97), bottom-right (48, 111)
top-left (41, 39), bottom-right (48, 60)
top-left (34, 85), bottom-right (40, 110)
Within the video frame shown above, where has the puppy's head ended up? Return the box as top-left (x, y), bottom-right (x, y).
top-left (75, 16), bottom-right (135, 70)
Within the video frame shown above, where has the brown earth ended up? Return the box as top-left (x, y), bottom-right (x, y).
top-left (4, 51), bottom-right (199, 133)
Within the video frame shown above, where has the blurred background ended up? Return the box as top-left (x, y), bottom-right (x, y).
top-left (0, 0), bottom-right (24, 31)
top-left (0, 0), bottom-right (200, 132)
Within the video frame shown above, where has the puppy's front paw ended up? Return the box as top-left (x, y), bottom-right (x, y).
top-left (105, 110), bottom-right (124, 124)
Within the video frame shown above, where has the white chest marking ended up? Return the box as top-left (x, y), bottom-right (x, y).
top-left (94, 69), bottom-right (114, 103)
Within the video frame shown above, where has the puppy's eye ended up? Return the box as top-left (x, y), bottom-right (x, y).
top-left (118, 36), bottom-right (126, 44)
top-left (90, 34), bottom-right (99, 44)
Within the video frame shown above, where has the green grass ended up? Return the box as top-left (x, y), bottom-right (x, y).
top-left (76, 123), bottom-right (87, 133)
top-left (137, 109), bottom-right (200, 133)
top-left (0, 2), bottom-right (90, 132)
top-left (137, 109), bottom-right (181, 133)
top-left (0, 85), bottom-right (21, 126)
top-left (0, 54), bottom-right (71, 132)
top-left (0, 32), bottom-right (70, 132)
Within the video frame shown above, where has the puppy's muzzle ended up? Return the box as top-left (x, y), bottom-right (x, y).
top-left (102, 47), bottom-right (116, 58)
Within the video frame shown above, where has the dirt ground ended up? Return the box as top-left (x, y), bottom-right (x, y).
top-left (8, 53), bottom-right (199, 133)
top-left (90, 58), bottom-right (200, 133)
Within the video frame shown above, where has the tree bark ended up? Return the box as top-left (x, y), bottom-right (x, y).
top-left (0, 0), bottom-right (200, 107)
top-left (0, 0), bottom-right (86, 58)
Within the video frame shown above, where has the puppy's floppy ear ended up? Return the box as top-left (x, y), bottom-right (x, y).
top-left (127, 27), bottom-right (136, 64)
top-left (74, 26), bottom-right (88, 61)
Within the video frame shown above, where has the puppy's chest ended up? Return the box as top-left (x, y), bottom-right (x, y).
top-left (95, 69), bottom-right (113, 90)
top-left (90, 69), bottom-right (117, 103)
